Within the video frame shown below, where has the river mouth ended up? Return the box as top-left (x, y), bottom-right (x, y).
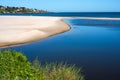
top-left (1, 17), bottom-right (120, 80)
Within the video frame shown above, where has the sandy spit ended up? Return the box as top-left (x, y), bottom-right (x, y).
top-left (0, 16), bottom-right (70, 48)
top-left (78, 17), bottom-right (120, 20)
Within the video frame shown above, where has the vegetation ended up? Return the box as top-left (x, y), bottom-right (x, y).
top-left (0, 50), bottom-right (45, 80)
top-left (0, 5), bottom-right (49, 14)
top-left (0, 50), bottom-right (84, 80)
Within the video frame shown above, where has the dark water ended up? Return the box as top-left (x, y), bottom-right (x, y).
top-left (1, 13), bottom-right (120, 80)
top-left (1, 12), bottom-right (120, 17)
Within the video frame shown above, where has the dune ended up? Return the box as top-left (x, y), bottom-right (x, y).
top-left (0, 16), bottom-right (70, 48)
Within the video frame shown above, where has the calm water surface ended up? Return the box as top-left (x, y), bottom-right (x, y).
top-left (1, 14), bottom-right (120, 80)
top-left (1, 12), bottom-right (120, 17)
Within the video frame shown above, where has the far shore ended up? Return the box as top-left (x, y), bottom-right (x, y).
top-left (78, 17), bottom-right (120, 20)
top-left (0, 16), bottom-right (70, 48)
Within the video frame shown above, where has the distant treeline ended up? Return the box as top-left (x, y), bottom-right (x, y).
top-left (0, 5), bottom-right (51, 14)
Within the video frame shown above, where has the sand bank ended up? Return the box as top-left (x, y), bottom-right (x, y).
top-left (0, 16), bottom-right (70, 48)
top-left (78, 17), bottom-right (120, 20)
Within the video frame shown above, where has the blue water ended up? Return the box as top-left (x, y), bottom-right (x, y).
top-left (1, 13), bottom-right (120, 80)
top-left (1, 12), bottom-right (120, 17)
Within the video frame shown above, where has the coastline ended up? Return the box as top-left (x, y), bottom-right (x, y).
top-left (0, 16), bottom-right (70, 48)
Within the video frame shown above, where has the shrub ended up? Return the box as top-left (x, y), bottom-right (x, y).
top-left (0, 50), bottom-right (45, 80)
top-left (0, 50), bottom-right (84, 80)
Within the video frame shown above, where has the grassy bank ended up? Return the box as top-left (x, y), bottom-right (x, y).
top-left (0, 50), bottom-right (84, 80)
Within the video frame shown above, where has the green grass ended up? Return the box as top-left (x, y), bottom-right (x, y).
top-left (0, 50), bottom-right (84, 80)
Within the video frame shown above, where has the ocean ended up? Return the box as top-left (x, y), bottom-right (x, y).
top-left (1, 12), bottom-right (120, 18)
top-left (1, 12), bottom-right (120, 80)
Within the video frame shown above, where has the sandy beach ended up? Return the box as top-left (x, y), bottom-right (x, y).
top-left (0, 16), bottom-right (70, 48)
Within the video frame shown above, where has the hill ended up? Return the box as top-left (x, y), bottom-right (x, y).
top-left (0, 5), bottom-right (49, 14)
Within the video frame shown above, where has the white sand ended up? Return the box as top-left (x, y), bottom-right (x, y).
top-left (78, 17), bottom-right (120, 20)
top-left (0, 16), bottom-right (70, 48)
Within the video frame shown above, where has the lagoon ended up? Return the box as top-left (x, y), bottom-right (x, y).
top-left (1, 13), bottom-right (120, 80)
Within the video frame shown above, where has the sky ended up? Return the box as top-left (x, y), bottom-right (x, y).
top-left (0, 0), bottom-right (120, 12)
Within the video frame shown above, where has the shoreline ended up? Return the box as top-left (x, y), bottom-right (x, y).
top-left (0, 16), bottom-right (71, 48)
top-left (77, 17), bottom-right (120, 20)
top-left (0, 16), bottom-right (119, 48)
